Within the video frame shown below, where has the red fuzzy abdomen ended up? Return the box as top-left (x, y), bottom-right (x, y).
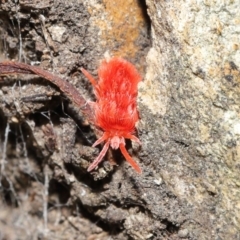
top-left (93, 58), bottom-right (141, 133)
top-left (95, 93), bottom-right (139, 133)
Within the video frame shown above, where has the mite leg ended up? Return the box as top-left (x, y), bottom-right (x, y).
top-left (119, 143), bottom-right (142, 174)
top-left (88, 139), bottom-right (110, 172)
top-left (124, 133), bottom-right (141, 145)
top-left (92, 132), bottom-right (108, 147)
top-left (81, 67), bottom-right (97, 87)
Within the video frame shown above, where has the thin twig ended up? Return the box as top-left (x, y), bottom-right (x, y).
top-left (43, 164), bottom-right (49, 236)
top-left (0, 61), bottom-right (94, 123)
top-left (14, 0), bottom-right (22, 61)
top-left (19, 124), bottom-right (32, 172)
top-left (0, 122), bottom-right (10, 183)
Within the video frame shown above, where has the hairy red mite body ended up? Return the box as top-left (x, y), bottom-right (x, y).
top-left (81, 57), bottom-right (142, 173)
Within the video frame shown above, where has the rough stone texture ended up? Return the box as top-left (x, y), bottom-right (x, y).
top-left (139, 0), bottom-right (240, 239)
top-left (0, 0), bottom-right (239, 240)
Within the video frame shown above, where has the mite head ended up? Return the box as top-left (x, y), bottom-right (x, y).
top-left (110, 135), bottom-right (124, 149)
top-left (87, 131), bottom-right (142, 174)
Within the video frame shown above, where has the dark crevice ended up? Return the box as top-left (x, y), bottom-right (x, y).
top-left (74, 199), bottom-right (123, 236)
top-left (138, 0), bottom-right (151, 34)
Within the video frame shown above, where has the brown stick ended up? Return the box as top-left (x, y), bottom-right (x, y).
top-left (0, 61), bottom-right (94, 123)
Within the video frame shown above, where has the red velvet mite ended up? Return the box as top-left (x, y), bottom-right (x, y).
top-left (81, 57), bottom-right (142, 173)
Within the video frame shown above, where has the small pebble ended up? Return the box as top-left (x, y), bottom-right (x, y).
top-left (178, 229), bottom-right (189, 238)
